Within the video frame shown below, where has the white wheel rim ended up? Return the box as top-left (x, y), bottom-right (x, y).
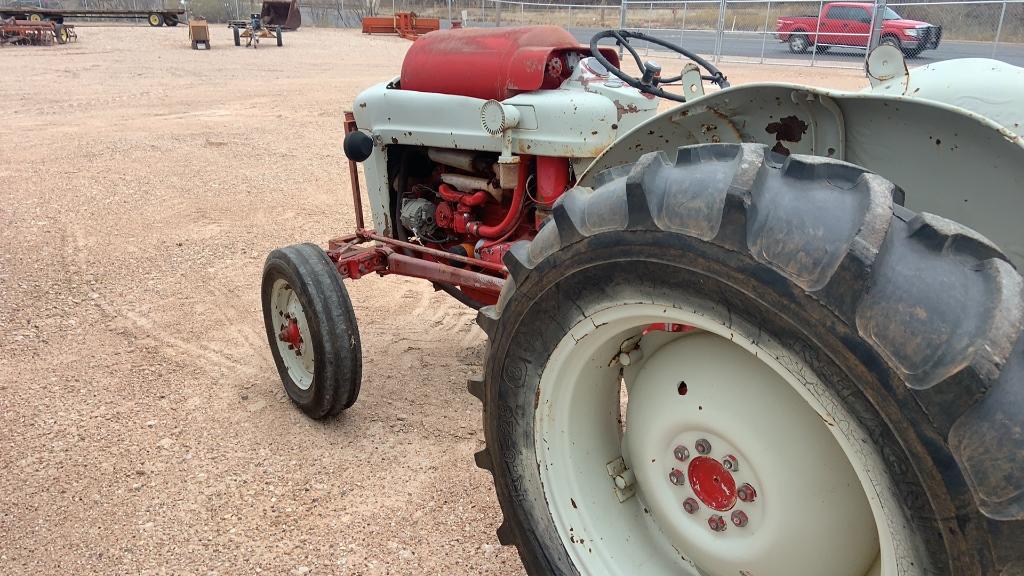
top-left (791, 36), bottom-right (806, 50)
top-left (535, 300), bottom-right (925, 576)
top-left (270, 279), bottom-right (315, 390)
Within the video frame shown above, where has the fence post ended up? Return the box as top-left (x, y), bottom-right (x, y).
top-left (679, 1), bottom-right (687, 46)
top-left (992, 0), bottom-right (1006, 57)
top-left (618, 0), bottom-right (627, 58)
top-left (866, 0), bottom-right (887, 60)
top-left (496, 0), bottom-right (502, 25)
top-left (759, 0), bottom-right (771, 64)
top-left (520, 1), bottom-right (524, 24)
top-left (714, 0), bottom-right (727, 63)
top-left (810, 0), bottom-right (824, 66)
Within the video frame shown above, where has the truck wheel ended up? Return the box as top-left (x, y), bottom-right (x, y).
top-left (472, 143), bottom-right (1024, 575)
top-left (788, 32), bottom-right (809, 53)
top-left (148, 13), bottom-right (164, 26)
top-left (233, 26), bottom-right (240, 46)
top-left (262, 243), bottom-right (362, 419)
top-left (880, 34), bottom-right (902, 51)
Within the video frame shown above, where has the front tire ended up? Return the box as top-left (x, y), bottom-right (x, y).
top-left (473, 144), bottom-right (1024, 575)
top-left (262, 243), bottom-right (362, 419)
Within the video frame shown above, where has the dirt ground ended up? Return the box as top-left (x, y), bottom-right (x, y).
top-left (0, 26), bottom-right (868, 575)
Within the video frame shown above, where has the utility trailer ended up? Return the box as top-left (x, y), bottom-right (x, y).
top-left (0, 6), bottom-right (186, 26)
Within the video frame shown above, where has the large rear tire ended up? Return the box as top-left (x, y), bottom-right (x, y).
top-left (472, 144), bottom-right (1024, 575)
top-left (262, 243), bottom-right (362, 419)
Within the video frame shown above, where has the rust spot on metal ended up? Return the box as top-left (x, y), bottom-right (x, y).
top-left (613, 100), bottom-right (640, 121)
top-left (766, 115), bottom-right (808, 143)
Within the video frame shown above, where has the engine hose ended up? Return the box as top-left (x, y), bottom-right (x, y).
top-left (472, 156), bottom-right (532, 239)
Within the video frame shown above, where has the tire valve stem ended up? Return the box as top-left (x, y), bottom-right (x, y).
top-left (683, 497), bottom-right (699, 514)
top-left (669, 468), bottom-right (684, 485)
top-left (695, 438), bottom-right (711, 455)
top-left (708, 514), bottom-right (727, 532)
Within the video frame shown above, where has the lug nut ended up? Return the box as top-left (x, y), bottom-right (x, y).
top-left (673, 445), bottom-right (690, 462)
top-left (737, 483), bottom-right (757, 503)
top-left (668, 468), bottom-right (684, 485)
top-left (683, 497), bottom-right (699, 514)
top-left (708, 514), bottom-right (727, 532)
top-left (731, 510), bottom-right (749, 527)
top-left (695, 438), bottom-right (712, 455)
top-left (722, 454), bottom-right (739, 472)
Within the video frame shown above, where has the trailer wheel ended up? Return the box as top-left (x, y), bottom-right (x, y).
top-left (473, 144), bottom-right (1024, 575)
top-left (28, 12), bottom-right (42, 21)
top-left (276, 26), bottom-right (282, 46)
top-left (233, 26), bottom-right (240, 46)
top-left (55, 24), bottom-right (68, 44)
top-left (165, 15), bottom-right (179, 26)
top-left (148, 13), bottom-right (163, 26)
top-left (262, 243), bottom-right (362, 420)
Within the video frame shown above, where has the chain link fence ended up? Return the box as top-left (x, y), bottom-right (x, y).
top-left (293, 0), bottom-right (1023, 68)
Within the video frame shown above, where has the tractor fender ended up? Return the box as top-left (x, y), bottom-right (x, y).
top-left (580, 83), bottom-right (1024, 268)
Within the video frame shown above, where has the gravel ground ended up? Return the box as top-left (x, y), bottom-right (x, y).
top-left (0, 25), bottom-right (868, 575)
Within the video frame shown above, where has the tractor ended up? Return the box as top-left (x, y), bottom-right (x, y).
top-left (261, 25), bottom-right (1024, 575)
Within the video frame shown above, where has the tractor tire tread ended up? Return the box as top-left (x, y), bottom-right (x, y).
top-left (473, 143), bottom-right (1024, 570)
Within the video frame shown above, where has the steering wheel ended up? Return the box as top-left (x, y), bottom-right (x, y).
top-left (589, 30), bottom-right (729, 102)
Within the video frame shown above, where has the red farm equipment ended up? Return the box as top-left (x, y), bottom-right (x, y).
top-left (361, 11), bottom-right (439, 40)
top-left (260, 25), bottom-right (1024, 576)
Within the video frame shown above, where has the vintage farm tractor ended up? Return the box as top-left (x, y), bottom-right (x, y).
top-left (261, 25), bottom-right (1024, 575)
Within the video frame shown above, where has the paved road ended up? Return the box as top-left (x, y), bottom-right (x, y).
top-left (563, 26), bottom-right (1024, 68)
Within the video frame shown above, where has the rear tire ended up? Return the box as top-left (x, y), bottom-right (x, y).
top-left (814, 44), bottom-right (830, 53)
top-left (788, 31), bottom-right (809, 53)
top-left (262, 243), bottom-right (362, 419)
top-left (473, 144), bottom-right (1024, 575)
top-left (165, 16), bottom-right (179, 26)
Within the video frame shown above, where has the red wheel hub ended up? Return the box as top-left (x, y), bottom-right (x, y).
top-left (687, 456), bottom-right (737, 511)
top-left (278, 317), bottom-right (302, 351)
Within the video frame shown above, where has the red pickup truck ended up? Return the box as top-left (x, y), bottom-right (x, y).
top-left (776, 2), bottom-right (942, 57)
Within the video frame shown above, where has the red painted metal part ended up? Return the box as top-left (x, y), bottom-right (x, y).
top-left (400, 26), bottom-right (620, 101)
top-left (278, 317), bottom-right (302, 350)
top-left (361, 12), bottom-right (439, 40)
top-left (471, 156), bottom-right (532, 238)
top-left (342, 112), bottom-right (365, 231)
top-left (326, 231), bottom-right (505, 298)
top-left (535, 156), bottom-right (570, 208)
top-left (386, 253), bottom-right (504, 293)
top-left (688, 456), bottom-right (738, 512)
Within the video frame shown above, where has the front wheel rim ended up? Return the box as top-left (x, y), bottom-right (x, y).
top-left (534, 300), bottom-right (922, 575)
top-left (270, 278), bottom-right (315, 390)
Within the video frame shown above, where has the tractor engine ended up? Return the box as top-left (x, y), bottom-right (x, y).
top-left (344, 26), bottom-right (660, 304)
